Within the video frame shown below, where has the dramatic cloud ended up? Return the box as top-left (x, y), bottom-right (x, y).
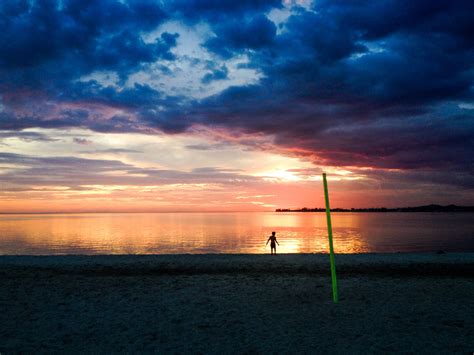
top-left (203, 14), bottom-right (277, 58)
top-left (1, 0), bottom-right (473, 210)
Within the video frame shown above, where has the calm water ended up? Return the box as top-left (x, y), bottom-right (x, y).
top-left (0, 212), bottom-right (473, 255)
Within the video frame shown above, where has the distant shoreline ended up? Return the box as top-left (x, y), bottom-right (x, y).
top-left (276, 204), bottom-right (474, 213)
top-left (2, 204), bottom-right (474, 214)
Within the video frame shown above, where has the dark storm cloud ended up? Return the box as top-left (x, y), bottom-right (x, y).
top-left (0, 0), bottom-right (174, 90)
top-left (165, 0), bottom-right (282, 23)
top-left (1, 0), bottom-right (474, 189)
top-left (189, 1), bottom-right (474, 177)
top-left (203, 15), bottom-right (277, 58)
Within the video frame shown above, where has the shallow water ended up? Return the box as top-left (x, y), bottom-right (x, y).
top-left (0, 212), bottom-right (473, 255)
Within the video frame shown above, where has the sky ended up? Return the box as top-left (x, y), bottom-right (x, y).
top-left (0, 0), bottom-right (473, 212)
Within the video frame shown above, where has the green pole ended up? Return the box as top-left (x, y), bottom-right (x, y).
top-left (322, 173), bottom-right (338, 303)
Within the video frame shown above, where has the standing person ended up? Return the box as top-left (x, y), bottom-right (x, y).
top-left (266, 231), bottom-right (279, 255)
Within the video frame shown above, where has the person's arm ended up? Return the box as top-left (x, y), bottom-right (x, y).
top-left (266, 237), bottom-right (270, 245)
top-left (276, 238), bottom-right (279, 245)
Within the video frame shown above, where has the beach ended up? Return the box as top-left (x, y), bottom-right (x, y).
top-left (1, 253), bottom-right (473, 353)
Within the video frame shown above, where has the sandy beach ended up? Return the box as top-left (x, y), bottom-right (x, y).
top-left (1, 253), bottom-right (473, 353)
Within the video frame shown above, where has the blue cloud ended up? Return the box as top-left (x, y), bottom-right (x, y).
top-left (0, 0), bottom-right (473, 187)
top-left (166, 0), bottom-right (282, 23)
top-left (204, 15), bottom-right (277, 58)
top-left (0, 0), bottom-right (171, 77)
top-left (201, 65), bottom-right (229, 84)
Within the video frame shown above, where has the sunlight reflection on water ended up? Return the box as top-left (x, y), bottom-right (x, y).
top-left (0, 212), bottom-right (473, 254)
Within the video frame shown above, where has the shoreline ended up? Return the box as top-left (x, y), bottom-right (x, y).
top-left (1, 253), bottom-right (473, 353)
top-left (1, 253), bottom-right (473, 278)
top-left (1, 251), bottom-right (473, 269)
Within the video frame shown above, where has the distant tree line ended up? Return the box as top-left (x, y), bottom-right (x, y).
top-left (275, 204), bottom-right (474, 213)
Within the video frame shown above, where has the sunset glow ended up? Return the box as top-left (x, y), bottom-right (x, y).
top-left (1, 1), bottom-right (473, 212)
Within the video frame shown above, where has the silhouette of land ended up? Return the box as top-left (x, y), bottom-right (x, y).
top-left (276, 204), bottom-right (474, 213)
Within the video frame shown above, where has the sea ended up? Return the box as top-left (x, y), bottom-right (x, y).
top-left (0, 212), bottom-right (473, 255)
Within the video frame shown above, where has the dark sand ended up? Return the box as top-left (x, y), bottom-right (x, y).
top-left (1, 253), bottom-right (473, 353)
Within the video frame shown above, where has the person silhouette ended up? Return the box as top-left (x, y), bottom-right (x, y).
top-left (266, 231), bottom-right (279, 255)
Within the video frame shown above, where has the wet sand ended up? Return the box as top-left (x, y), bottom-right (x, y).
top-left (1, 253), bottom-right (473, 353)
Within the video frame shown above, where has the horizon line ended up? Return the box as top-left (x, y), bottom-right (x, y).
top-left (1, 204), bottom-right (473, 214)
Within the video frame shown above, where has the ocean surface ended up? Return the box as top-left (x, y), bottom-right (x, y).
top-left (0, 212), bottom-right (473, 255)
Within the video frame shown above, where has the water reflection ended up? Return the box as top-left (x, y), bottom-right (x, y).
top-left (0, 212), bottom-right (473, 255)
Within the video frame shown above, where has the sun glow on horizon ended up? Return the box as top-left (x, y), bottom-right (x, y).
top-left (1, 125), bottom-right (468, 213)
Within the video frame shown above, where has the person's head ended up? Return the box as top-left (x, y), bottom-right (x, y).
top-left (272, 231), bottom-right (276, 236)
